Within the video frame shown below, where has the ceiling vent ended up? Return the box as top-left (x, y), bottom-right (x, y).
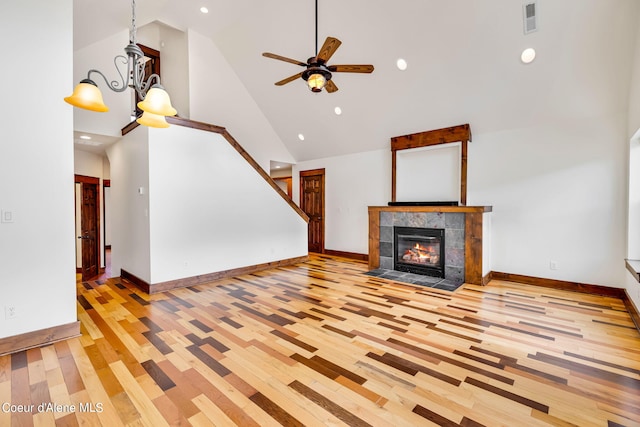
top-left (523, 2), bottom-right (538, 34)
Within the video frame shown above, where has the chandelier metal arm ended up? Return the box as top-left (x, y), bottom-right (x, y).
top-left (84, 49), bottom-right (163, 100)
top-left (85, 54), bottom-right (130, 93)
top-left (132, 63), bottom-right (162, 99)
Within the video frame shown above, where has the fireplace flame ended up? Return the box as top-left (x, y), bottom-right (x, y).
top-left (403, 243), bottom-right (439, 265)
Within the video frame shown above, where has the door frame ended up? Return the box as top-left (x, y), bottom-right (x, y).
top-left (74, 174), bottom-right (101, 279)
top-left (103, 179), bottom-right (111, 251)
top-left (300, 168), bottom-right (325, 253)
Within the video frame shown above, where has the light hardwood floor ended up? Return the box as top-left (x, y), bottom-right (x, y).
top-left (1, 254), bottom-right (639, 426)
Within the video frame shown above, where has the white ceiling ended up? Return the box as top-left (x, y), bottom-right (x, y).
top-left (72, 0), bottom-right (639, 162)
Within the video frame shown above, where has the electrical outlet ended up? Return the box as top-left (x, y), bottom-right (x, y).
top-left (550, 261), bottom-right (558, 270)
top-left (5, 305), bottom-right (17, 320)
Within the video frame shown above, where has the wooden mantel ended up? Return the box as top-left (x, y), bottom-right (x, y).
top-left (369, 206), bottom-right (490, 214)
top-left (368, 205), bottom-right (492, 285)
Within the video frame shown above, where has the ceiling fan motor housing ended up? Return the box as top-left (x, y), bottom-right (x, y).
top-left (302, 64), bottom-right (332, 82)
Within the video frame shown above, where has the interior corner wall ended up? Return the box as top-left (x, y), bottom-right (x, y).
top-left (186, 29), bottom-right (295, 172)
top-left (147, 125), bottom-right (307, 284)
top-left (293, 149), bottom-right (391, 255)
top-left (0, 0), bottom-right (77, 338)
top-left (136, 23), bottom-right (190, 119)
top-left (106, 127), bottom-right (151, 282)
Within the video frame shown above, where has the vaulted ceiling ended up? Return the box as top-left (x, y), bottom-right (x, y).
top-left (73, 0), bottom-right (640, 162)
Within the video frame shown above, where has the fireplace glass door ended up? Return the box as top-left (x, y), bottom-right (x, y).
top-left (394, 227), bottom-right (445, 277)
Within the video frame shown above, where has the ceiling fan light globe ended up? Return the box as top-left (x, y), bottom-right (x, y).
top-left (307, 73), bottom-right (326, 92)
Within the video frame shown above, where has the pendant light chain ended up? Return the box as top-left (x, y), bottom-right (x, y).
top-left (130, 0), bottom-right (137, 44)
top-left (315, 0), bottom-right (318, 56)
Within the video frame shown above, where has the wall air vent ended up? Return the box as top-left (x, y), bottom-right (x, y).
top-left (523, 2), bottom-right (537, 34)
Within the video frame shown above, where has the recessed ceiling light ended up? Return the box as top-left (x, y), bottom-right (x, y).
top-left (396, 58), bottom-right (408, 71)
top-left (334, 106), bottom-right (342, 115)
top-left (521, 48), bottom-right (536, 64)
top-left (276, 165), bottom-right (281, 169)
top-left (200, 7), bottom-right (209, 14)
top-left (298, 133), bottom-right (305, 141)
top-left (78, 139), bottom-right (102, 147)
top-left (79, 135), bottom-right (91, 140)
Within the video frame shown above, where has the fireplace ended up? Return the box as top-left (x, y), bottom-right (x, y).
top-left (394, 226), bottom-right (445, 278)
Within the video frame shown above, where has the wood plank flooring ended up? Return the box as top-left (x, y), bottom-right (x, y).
top-left (1, 254), bottom-right (639, 426)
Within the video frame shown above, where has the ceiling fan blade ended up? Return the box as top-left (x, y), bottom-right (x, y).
top-left (262, 52), bottom-right (308, 67)
top-left (275, 72), bottom-right (303, 86)
top-left (316, 37), bottom-right (342, 63)
top-left (328, 64), bottom-right (375, 73)
top-left (325, 79), bottom-right (338, 93)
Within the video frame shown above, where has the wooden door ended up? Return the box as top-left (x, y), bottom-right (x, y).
top-left (80, 182), bottom-right (99, 280)
top-left (300, 169), bottom-right (325, 253)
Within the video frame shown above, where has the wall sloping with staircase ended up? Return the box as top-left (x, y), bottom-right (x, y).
top-left (108, 118), bottom-right (308, 293)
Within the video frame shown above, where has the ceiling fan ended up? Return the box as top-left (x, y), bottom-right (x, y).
top-left (262, 0), bottom-right (374, 93)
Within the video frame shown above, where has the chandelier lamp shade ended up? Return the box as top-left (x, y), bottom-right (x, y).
top-left (64, 0), bottom-right (176, 128)
top-left (136, 111), bottom-right (170, 128)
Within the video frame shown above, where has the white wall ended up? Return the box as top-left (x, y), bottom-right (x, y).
top-left (136, 22), bottom-right (190, 119)
top-left (74, 149), bottom-right (105, 177)
top-left (72, 30), bottom-right (133, 137)
top-left (148, 126), bottom-right (307, 284)
top-left (396, 143), bottom-right (461, 202)
top-left (187, 29), bottom-right (295, 172)
top-left (0, 0), bottom-right (76, 338)
top-left (108, 125), bottom-right (307, 285)
top-left (294, 149), bottom-right (391, 254)
top-left (106, 128), bottom-right (151, 282)
top-left (468, 118), bottom-right (628, 288)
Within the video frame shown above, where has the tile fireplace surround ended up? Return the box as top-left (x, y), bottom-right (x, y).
top-left (368, 206), bottom-right (492, 286)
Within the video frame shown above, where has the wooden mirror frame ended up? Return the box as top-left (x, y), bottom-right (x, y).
top-left (391, 123), bottom-right (472, 205)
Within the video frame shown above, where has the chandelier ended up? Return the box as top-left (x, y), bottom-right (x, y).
top-left (64, 0), bottom-right (176, 128)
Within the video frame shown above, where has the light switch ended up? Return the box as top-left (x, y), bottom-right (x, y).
top-left (1, 210), bottom-right (14, 223)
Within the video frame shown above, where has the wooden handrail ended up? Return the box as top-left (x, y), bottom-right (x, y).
top-left (122, 118), bottom-right (309, 222)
